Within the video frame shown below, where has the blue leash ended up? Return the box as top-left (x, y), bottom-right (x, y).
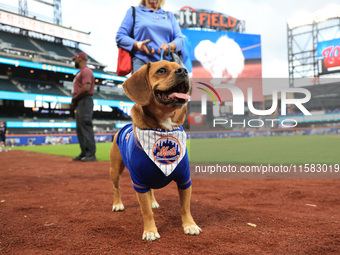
top-left (160, 43), bottom-right (172, 61)
top-left (160, 48), bottom-right (164, 60)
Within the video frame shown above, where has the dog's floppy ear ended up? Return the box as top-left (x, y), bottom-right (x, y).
top-left (123, 62), bottom-right (152, 106)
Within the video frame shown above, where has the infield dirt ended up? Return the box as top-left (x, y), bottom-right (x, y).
top-left (1, 150), bottom-right (339, 254)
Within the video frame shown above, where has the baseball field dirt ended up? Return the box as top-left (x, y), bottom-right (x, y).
top-left (1, 150), bottom-right (339, 254)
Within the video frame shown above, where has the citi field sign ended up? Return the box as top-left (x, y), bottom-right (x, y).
top-left (174, 6), bottom-right (245, 32)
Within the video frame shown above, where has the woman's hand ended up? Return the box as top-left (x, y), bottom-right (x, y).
top-left (158, 42), bottom-right (176, 56)
top-left (135, 39), bottom-right (155, 55)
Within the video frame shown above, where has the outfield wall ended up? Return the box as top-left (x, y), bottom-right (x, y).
top-left (6, 126), bottom-right (340, 146)
top-left (7, 133), bottom-right (114, 146)
top-left (188, 126), bottom-right (340, 139)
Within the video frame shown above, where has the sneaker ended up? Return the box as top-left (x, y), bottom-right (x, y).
top-left (72, 155), bottom-right (84, 161)
top-left (81, 156), bottom-right (97, 162)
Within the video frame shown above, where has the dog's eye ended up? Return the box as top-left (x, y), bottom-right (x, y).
top-left (156, 68), bottom-right (167, 75)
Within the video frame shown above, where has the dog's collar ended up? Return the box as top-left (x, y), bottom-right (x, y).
top-left (135, 126), bottom-right (187, 176)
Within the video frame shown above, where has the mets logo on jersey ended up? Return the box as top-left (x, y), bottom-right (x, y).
top-left (152, 136), bottom-right (182, 165)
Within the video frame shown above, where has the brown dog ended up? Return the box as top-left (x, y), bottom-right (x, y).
top-left (109, 60), bottom-right (201, 241)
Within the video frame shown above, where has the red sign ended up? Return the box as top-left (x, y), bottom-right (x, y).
top-left (188, 113), bottom-right (204, 126)
top-left (322, 45), bottom-right (340, 69)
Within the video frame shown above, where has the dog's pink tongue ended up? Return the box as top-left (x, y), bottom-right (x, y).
top-left (169, 93), bottom-right (190, 100)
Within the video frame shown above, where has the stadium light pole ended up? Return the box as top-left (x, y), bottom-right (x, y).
top-left (18, 0), bottom-right (28, 16)
top-left (53, 0), bottom-right (62, 26)
top-left (287, 4), bottom-right (340, 87)
top-left (22, 0), bottom-right (63, 26)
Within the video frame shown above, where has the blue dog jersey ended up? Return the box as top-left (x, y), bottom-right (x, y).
top-left (116, 124), bottom-right (191, 193)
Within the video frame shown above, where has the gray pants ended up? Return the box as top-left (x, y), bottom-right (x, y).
top-left (75, 95), bottom-right (96, 157)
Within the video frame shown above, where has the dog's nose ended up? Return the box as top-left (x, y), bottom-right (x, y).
top-left (175, 67), bottom-right (188, 76)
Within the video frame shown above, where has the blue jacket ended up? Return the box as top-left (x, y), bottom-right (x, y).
top-left (116, 5), bottom-right (185, 63)
top-left (116, 124), bottom-right (191, 193)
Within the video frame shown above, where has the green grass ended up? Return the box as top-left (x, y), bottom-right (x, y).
top-left (13, 135), bottom-right (340, 165)
top-left (13, 143), bottom-right (113, 161)
top-left (189, 135), bottom-right (340, 165)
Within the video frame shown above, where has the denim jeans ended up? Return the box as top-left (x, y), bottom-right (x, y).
top-left (132, 57), bottom-right (146, 73)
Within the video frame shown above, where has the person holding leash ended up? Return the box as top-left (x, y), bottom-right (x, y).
top-left (116, 0), bottom-right (185, 73)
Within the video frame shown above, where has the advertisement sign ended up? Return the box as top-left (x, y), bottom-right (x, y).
top-left (317, 38), bottom-right (340, 75)
top-left (182, 29), bottom-right (261, 80)
top-left (188, 113), bottom-right (204, 125)
top-left (0, 91), bottom-right (134, 108)
top-left (0, 10), bottom-right (91, 45)
top-left (7, 133), bottom-right (114, 146)
top-left (181, 30), bottom-right (262, 103)
top-left (174, 6), bottom-right (245, 33)
top-left (6, 121), bottom-right (76, 128)
top-left (0, 56), bottom-right (126, 82)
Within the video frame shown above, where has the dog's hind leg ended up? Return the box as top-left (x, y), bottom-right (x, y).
top-left (149, 189), bottom-right (160, 209)
top-left (110, 134), bottom-right (125, 212)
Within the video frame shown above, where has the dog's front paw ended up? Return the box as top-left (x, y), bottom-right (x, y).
top-left (142, 231), bottom-right (161, 241)
top-left (151, 202), bottom-right (160, 209)
top-left (112, 203), bottom-right (125, 212)
top-left (184, 225), bottom-right (202, 235)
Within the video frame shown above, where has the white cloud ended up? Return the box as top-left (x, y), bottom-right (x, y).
top-left (1, 0), bottom-right (340, 79)
top-left (263, 58), bottom-right (289, 78)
